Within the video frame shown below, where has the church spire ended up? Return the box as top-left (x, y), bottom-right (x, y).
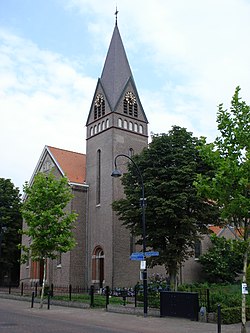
top-left (100, 23), bottom-right (132, 111)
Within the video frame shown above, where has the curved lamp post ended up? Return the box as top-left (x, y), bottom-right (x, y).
top-left (111, 153), bottom-right (148, 317)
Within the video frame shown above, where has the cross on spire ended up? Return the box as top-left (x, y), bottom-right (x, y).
top-left (115, 6), bottom-right (119, 25)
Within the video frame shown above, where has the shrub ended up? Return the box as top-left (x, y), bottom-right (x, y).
top-left (220, 307), bottom-right (250, 324)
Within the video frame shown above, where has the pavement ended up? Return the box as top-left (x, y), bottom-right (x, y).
top-left (0, 293), bottom-right (249, 333)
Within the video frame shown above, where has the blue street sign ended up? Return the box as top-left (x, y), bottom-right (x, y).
top-left (144, 251), bottom-right (159, 257)
top-left (130, 252), bottom-right (144, 261)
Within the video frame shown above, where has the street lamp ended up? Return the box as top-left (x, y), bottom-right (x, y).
top-left (111, 153), bottom-right (148, 317)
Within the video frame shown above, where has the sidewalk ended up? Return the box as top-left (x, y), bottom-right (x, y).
top-left (0, 293), bottom-right (249, 333)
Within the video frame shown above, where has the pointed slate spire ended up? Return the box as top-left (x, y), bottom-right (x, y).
top-left (100, 24), bottom-right (133, 110)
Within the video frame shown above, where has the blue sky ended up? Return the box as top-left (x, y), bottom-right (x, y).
top-left (1, 0), bottom-right (250, 191)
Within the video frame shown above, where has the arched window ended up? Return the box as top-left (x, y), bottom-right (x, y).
top-left (129, 121), bottom-right (133, 131)
top-left (92, 246), bottom-right (104, 288)
top-left (124, 120), bottom-right (128, 129)
top-left (134, 123), bottom-right (138, 132)
top-left (90, 127), bottom-right (93, 136)
top-left (128, 148), bottom-right (134, 157)
top-left (96, 149), bottom-right (101, 205)
top-left (106, 118), bottom-right (109, 128)
top-left (101, 121), bottom-right (105, 130)
top-left (94, 125), bottom-right (97, 134)
top-left (118, 118), bottom-right (123, 127)
top-left (98, 123), bottom-right (101, 132)
top-left (139, 124), bottom-right (143, 134)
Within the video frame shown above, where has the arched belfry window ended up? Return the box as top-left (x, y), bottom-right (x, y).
top-left (92, 246), bottom-right (104, 288)
top-left (94, 93), bottom-right (105, 120)
top-left (118, 118), bottom-right (122, 127)
top-left (124, 120), bottom-right (128, 129)
top-left (123, 91), bottom-right (138, 117)
top-left (96, 149), bottom-right (101, 205)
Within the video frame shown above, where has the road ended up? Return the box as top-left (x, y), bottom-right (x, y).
top-left (0, 297), bottom-right (247, 333)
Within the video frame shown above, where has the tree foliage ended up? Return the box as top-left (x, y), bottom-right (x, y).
top-left (194, 86), bottom-right (250, 332)
top-left (112, 126), bottom-right (219, 284)
top-left (21, 172), bottom-right (77, 306)
top-left (21, 172), bottom-right (77, 261)
top-left (195, 86), bottom-right (250, 234)
top-left (0, 178), bottom-right (22, 285)
top-left (199, 234), bottom-right (246, 283)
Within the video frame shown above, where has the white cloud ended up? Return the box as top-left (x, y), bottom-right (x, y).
top-left (0, 29), bottom-right (95, 191)
top-left (1, 0), bottom-right (250, 191)
top-left (64, 0), bottom-right (250, 135)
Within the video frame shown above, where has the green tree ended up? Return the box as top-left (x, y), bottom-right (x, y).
top-left (199, 234), bottom-right (246, 283)
top-left (21, 172), bottom-right (77, 307)
top-left (195, 86), bottom-right (250, 333)
top-left (0, 178), bottom-right (22, 285)
top-left (112, 126), bottom-right (219, 288)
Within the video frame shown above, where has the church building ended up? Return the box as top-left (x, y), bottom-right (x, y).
top-left (20, 19), bottom-right (150, 289)
top-left (20, 15), bottom-right (217, 289)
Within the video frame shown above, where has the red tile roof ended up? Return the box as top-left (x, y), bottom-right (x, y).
top-left (208, 225), bottom-right (223, 235)
top-left (47, 146), bottom-right (86, 184)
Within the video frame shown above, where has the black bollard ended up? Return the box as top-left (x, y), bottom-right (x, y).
top-left (47, 291), bottom-right (50, 310)
top-left (69, 284), bottom-right (72, 301)
top-left (21, 282), bottom-right (24, 296)
top-left (217, 304), bottom-right (221, 333)
top-left (105, 286), bottom-right (110, 309)
top-left (90, 285), bottom-right (94, 307)
top-left (31, 291), bottom-right (35, 308)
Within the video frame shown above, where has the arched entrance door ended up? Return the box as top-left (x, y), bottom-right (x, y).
top-left (92, 246), bottom-right (104, 289)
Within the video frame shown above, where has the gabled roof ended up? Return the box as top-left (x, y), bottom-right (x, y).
top-left (47, 146), bottom-right (86, 184)
top-left (100, 24), bottom-right (133, 110)
top-left (208, 225), bottom-right (242, 239)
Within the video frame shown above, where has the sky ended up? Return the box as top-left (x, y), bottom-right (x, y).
top-left (1, 0), bottom-right (250, 192)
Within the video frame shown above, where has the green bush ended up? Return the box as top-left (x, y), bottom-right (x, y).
top-left (246, 264), bottom-right (250, 287)
top-left (220, 306), bottom-right (250, 324)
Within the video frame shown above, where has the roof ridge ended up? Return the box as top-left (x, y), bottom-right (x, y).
top-left (47, 145), bottom-right (86, 156)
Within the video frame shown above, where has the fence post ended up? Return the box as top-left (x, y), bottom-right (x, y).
top-left (35, 282), bottom-right (38, 297)
top-left (207, 288), bottom-right (210, 313)
top-left (69, 284), bottom-right (72, 301)
top-left (90, 285), bottom-right (94, 307)
top-left (134, 284), bottom-right (138, 308)
top-left (217, 304), bottom-right (221, 333)
top-left (105, 286), bottom-right (110, 309)
top-left (50, 283), bottom-right (54, 298)
top-left (21, 282), bottom-right (24, 296)
top-left (31, 291), bottom-right (35, 308)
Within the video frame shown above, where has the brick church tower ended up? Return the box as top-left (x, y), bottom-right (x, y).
top-left (85, 19), bottom-right (148, 288)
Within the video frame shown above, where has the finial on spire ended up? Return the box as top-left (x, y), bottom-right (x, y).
top-left (115, 6), bottom-right (119, 25)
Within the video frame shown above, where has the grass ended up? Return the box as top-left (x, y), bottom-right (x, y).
top-left (52, 293), bottom-right (129, 307)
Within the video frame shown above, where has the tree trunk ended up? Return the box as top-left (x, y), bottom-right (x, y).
top-left (241, 249), bottom-right (248, 333)
top-left (169, 268), bottom-right (177, 291)
top-left (39, 259), bottom-right (47, 309)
